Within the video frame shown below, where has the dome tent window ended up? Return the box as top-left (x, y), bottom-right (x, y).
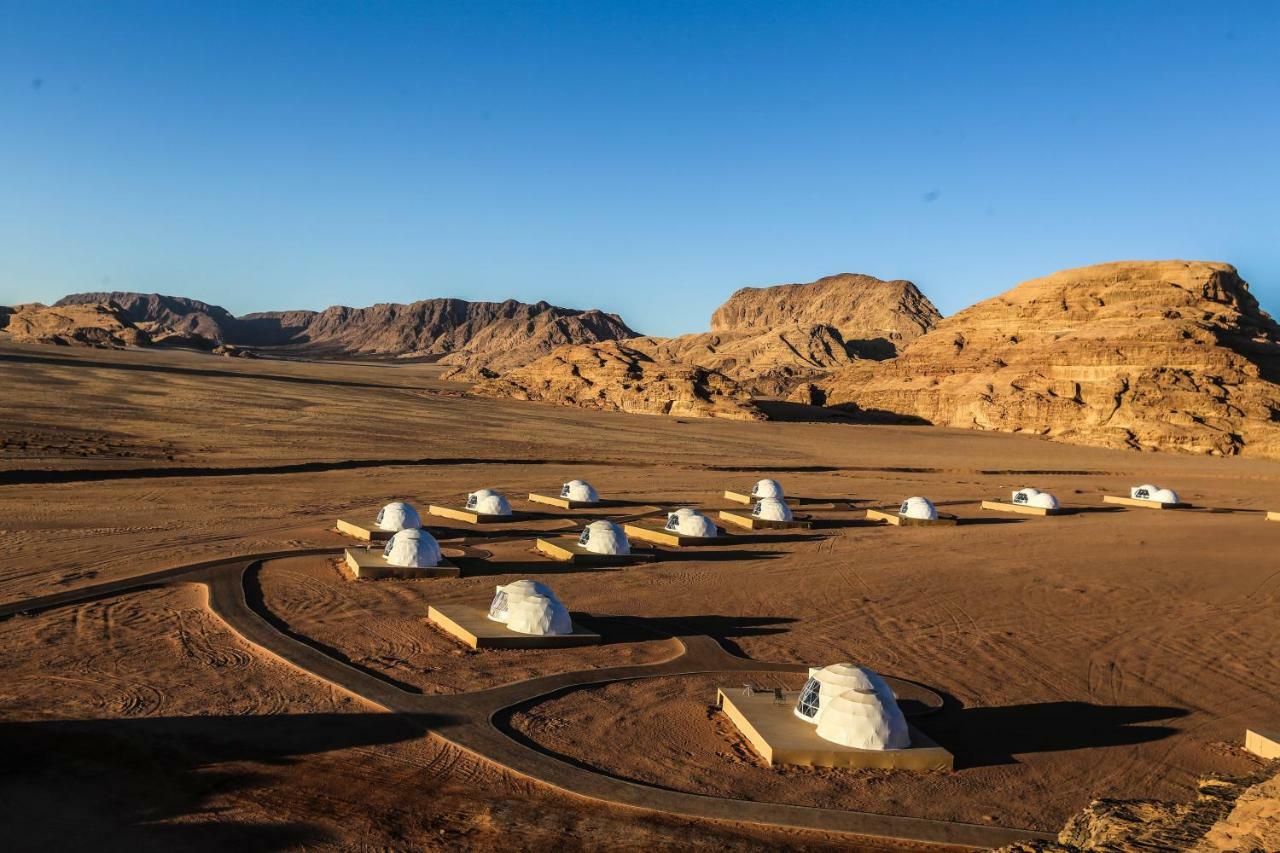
top-left (796, 675), bottom-right (821, 720)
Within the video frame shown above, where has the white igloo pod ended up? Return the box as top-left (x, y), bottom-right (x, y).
top-left (488, 579), bottom-right (557, 623)
top-left (795, 663), bottom-right (897, 724)
top-left (751, 479), bottom-right (785, 499)
top-left (1150, 487), bottom-right (1180, 504)
top-left (560, 479), bottom-right (600, 502)
top-left (1130, 484), bottom-right (1159, 502)
top-left (665, 507), bottom-right (718, 537)
top-left (381, 528), bottom-right (442, 568)
top-left (814, 686), bottom-right (911, 751)
top-left (375, 501), bottom-right (421, 532)
top-left (466, 488), bottom-right (512, 516)
top-left (577, 520), bottom-right (630, 555)
top-left (1011, 487), bottom-right (1041, 505)
top-left (899, 496), bottom-right (938, 521)
top-left (506, 593), bottom-right (573, 636)
top-left (752, 497), bottom-right (794, 522)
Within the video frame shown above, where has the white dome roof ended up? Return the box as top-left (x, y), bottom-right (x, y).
top-left (488, 579), bottom-right (558, 623)
top-left (1131, 484), bottom-right (1159, 501)
top-left (814, 686), bottom-right (911, 750)
top-left (1151, 487), bottom-right (1180, 504)
top-left (506, 593), bottom-right (573, 636)
top-left (794, 663), bottom-right (899, 724)
top-left (751, 479), bottom-right (784, 499)
top-left (376, 501), bottom-right (421, 532)
top-left (899, 496), bottom-right (938, 521)
top-left (578, 520), bottom-right (630, 555)
top-left (561, 479), bottom-right (599, 502)
top-left (1027, 492), bottom-right (1059, 509)
top-left (1011, 487), bottom-right (1040, 504)
top-left (665, 508), bottom-right (717, 537)
top-left (466, 489), bottom-right (511, 515)
top-left (752, 497), bottom-right (793, 522)
top-left (381, 528), bottom-right (441, 568)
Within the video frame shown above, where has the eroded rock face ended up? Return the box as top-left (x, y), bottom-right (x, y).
top-left (56, 292), bottom-right (242, 343)
top-left (469, 341), bottom-right (764, 421)
top-left (5, 303), bottom-right (151, 348)
top-left (816, 261), bottom-right (1280, 457)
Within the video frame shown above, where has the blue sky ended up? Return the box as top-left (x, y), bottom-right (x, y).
top-left (2, 1), bottom-right (1277, 335)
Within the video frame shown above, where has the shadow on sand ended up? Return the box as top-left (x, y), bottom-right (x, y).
top-left (0, 712), bottom-right (447, 852)
top-left (579, 613), bottom-right (798, 656)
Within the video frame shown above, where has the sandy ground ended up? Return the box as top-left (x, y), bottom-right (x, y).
top-left (2, 340), bottom-right (1279, 847)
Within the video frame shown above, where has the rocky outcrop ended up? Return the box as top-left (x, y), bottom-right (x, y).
top-left (999, 764), bottom-right (1280, 852)
top-left (55, 292), bottom-right (243, 343)
top-left (5, 303), bottom-right (151, 348)
top-left (710, 273), bottom-right (940, 358)
top-left (815, 261), bottom-right (1280, 457)
top-left (469, 341), bottom-right (764, 421)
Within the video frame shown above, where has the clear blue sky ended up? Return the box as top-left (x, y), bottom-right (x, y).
top-left (2, 1), bottom-right (1277, 335)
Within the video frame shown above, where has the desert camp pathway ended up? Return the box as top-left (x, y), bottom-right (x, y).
top-left (0, 549), bottom-right (1053, 850)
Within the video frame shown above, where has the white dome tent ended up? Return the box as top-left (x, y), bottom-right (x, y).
top-left (752, 497), bottom-right (794, 522)
top-left (577, 520), bottom-right (630, 555)
top-left (375, 501), bottom-right (420, 532)
top-left (560, 479), bottom-right (600, 503)
top-left (1012, 487), bottom-right (1059, 510)
top-left (382, 529), bottom-right (442, 568)
top-left (665, 507), bottom-right (718, 537)
top-left (793, 663), bottom-right (910, 751)
top-left (466, 488), bottom-right (512, 516)
top-left (487, 579), bottom-right (571, 636)
top-left (751, 479), bottom-right (785, 500)
top-left (899, 496), bottom-right (938, 521)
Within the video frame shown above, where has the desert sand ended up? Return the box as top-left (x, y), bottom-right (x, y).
top-left (2, 337), bottom-right (1278, 850)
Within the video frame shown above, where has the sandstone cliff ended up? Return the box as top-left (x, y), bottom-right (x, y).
top-left (813, 261), bottom-right (1280, 457)
top-left (469, 341), bottom-right (764, 421)
top-left (56, 292), bottom-right (243, 343)
top-left (5, 303), bottom-right (151, 348)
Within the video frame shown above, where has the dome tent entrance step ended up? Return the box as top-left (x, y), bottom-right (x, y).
top-left (427, 604), bottom-right (601, 649)
top-left (715, 687), bottom-right (952, 770)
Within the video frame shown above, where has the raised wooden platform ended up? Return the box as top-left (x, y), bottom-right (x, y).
top-left (528, 493), bottom-right (604, 510)
top-left (335, 518), bottom-right (397, 542)
top-left (1245, 728), bottom-right (1280, 759)
top-left (623, 523), bottom-right (724, 547)
top-left (427, 604), bottom-right (601, 650)
top-left (718, 510), bottom-right (813, 531)
top-left (1267, 511), bottom-right (1280, 523)
top-left (722, 491), bottom-right (826, 506)
top-left (428, 505), bottom-right (519, 524)
top-left (342, 548), bottom-right (460, 580)
top-left (1102, 495), bottom-right (1191, 510)
top-left (865, 508), bottom-right (959, 526)
top-left (535, 536), bottom-right (655, 564)
top-left (980, 500), bottom-right (1064, 517)
top-left (716, 687), bottom-right (953, 770)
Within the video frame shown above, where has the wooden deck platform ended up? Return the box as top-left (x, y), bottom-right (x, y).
top-left (623, 523), bottom-right (725, 547)
top-left (534, 536), bottom-right (655, 564)
top-left (428, 505), bottom-right (520, 524)
top-left (865, 508), bottom-right (959, 526)
top-left (342, 548), bottom-right (460, 580)
top-left (980, 500), bottom-right (1064, 517)
top-left (427, 604), bottom-right (602, 650)
top-left (1101, 495), bottom-right (1192, 510)
top-left (722, 491), bottom-right (827, 506)
top-left (718, 510), bottom-right (814, 531)
top-left (335, 518), bottom-right (397, 542)
top-left (716, 687), bottom-right (953, 770)
top-left (1266, 511), bottom-right (1280, 522)
top-left (528, 493), bottom-right (605, 510)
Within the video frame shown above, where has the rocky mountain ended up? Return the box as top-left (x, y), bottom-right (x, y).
top-left (810, 260), bottom-right (1280, 457)
top-left (5, 302), bottom-right (151, 348)
top-left (469, 341), bottom-right (764, 421)
top-left (710, 272), bottom-right (940, 358)
top-left (46, 292), bottom-right (638, 367)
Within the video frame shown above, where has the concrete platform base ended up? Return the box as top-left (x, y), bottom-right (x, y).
top-left (343, 548), bottom-right (460, 580)
top-left (718, 510), bottom-right (814, 531)
top-left (1102, 495), bottom-right (1192, 510)
top-left (865, 508), bottom-right (959, 526)
top-left (980, 500), bottom-right (1064, 517)
top-left (716, 687), bottom-right (953, 770)
top-left (1246, 728), bottom-right (1280, 759)
top-left (335, 518), bottom-right (398, 542)
top-left (623, 523), bottom-right (725, 547)
top-left (428, 505), bottom-right (520, 524)
top-left (528, 493), bottom-right (604, 510)
top-left (428, 604), bottom-right (601, 650)
top-left (535, 536), bottom-right (655, 564)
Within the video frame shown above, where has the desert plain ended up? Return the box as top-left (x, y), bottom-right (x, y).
top-left (2, 338), bottom-right (1278, 851)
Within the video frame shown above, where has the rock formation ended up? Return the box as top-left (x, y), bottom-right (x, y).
top-left (56, 292), bottom-right (243, 343)
top-left (5, 303), bottom-right (151, 348)
top-left (469, 341), bottom-right (764, 421)
top-left (813, 261), bottom-right (1280, 457)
